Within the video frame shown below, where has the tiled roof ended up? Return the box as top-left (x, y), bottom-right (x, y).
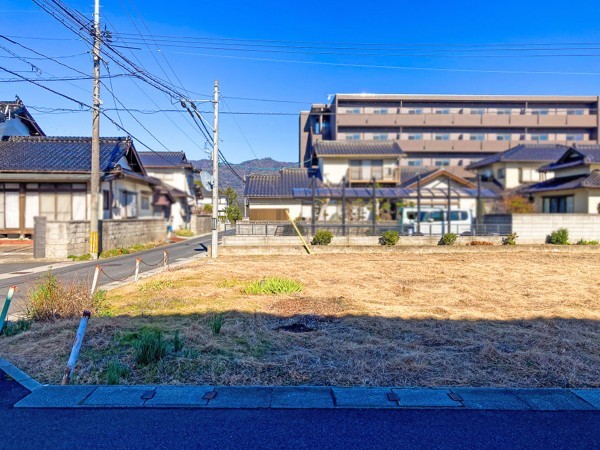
top-left (291, 186), bottom-right (498, 199)
top-left (245, 168), bottom-right (322, 198)
top-left (524, 170), bottom-right (600, 193)
top-left (399, 166), bottom-right (475, 187)
top-left (0, 99), bottom-right (45, 136)
top-left (314, 140), bottom-right (403, 156)
top-left (0, 136), bottom-right (131, 172)
top-left (538, 145), bottom-right (600, 172)
top-left (467, 144), bottom-right (570, 170)
top-left (138, 151), bottom-right (193, 169)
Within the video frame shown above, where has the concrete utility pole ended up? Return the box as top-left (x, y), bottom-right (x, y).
top-left (90, 0), bottom-right (101, 259)
top-left (211, 80), bottom-right (219, 258)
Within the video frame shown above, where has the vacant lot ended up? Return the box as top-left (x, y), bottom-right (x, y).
top-left (1, 248), bottom-right (599, 387)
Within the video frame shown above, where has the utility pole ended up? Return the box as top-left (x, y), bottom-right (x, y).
top-left (211, 80), bottom-right (219, 258)
top-left (90, 0), bottom-right (101, 259)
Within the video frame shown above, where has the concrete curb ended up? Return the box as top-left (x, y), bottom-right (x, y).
top-left (4, 373), bottom-right (599, 411)
top-left (0, 358), bottom-right (41, 392)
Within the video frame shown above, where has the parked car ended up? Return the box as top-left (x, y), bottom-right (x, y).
top-left (409, 208), bottom-right (474, 235)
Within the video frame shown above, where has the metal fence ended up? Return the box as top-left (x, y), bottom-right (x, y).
top-left (228, 221), bottom-right (512, 237)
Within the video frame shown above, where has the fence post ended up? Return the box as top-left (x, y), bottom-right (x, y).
top-left (61, 310), bottom-right (91, 385)
top-left (0, 286), bottom-right (17, 333)
top-left (134, 258), bottom-right (141, 282)
top-left (163, 250), bottom-right (169, 271)
top-left (90, 265), bottom-right (101, 296)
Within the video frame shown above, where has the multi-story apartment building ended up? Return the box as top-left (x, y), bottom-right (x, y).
top-left (300, 94), bottom-right (600, 169)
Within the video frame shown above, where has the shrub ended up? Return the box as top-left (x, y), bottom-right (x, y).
top-left (311, 230), bottom-right (333, 245)
top-left (172, 330), bottom-right (184, 352)
top-left (1, 319), bottom-right (31, 337)
top-left (134, 329), bottom-right (168, 365)
top-left (210, 313), bottom-right (225, 335)
top-left (67, 254), bottom-right (92, 261)
top-left (244, 276), bottom-right (304, 295)
top-left (469, 240), bottom-right (493, 246)
top-left (576, 239), bottom-right (599, 245)
top-left (25, 271), bottom-right (108, 322)
top-left (438, 233), bottom-right (458, 246)
top-left (105, 359), bottom-right (130, 385)
top-left (175, 228), bottom-right (194, 237)
top-left (502, 232), bottom-right (518, 246)
top-left (379, 230), bottom-right (400, 246)
top-left (547, 228), bottom-right (569, 245)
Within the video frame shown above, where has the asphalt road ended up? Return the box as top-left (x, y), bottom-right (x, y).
top-left (0, 374), bottom-right (599, 450)
top-left (0, 233), bottom-right (216, 316)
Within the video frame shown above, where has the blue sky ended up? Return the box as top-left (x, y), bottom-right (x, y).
top-left (1, 0), bottom-right (600, 164)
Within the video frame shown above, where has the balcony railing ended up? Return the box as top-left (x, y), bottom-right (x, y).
top-left (348, 167), bottom-right (400, 183)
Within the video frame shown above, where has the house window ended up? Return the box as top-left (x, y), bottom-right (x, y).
top-left (120, 191), bottom-right (138, 218)
top-left (520, 168), bottom-right (541, 183)
top-left (567, 109), bottom-right (584, 116)
top-left (470, 108), bottom-right (485, 115)
top-left (434, 133), bottom-right (450, 141)
top-left (469, 134), bottom-right (484, 141)
top-left (103, 190), bottom-right (110, 212)
top-left (435, 159), bottom-right (450, 167)
top-left (141, 195), bottom-right (150, 210)
top-left (407, 108), bottom-right (423, 115)
top-left (435, 109), bottom-right (450, 114)
top-left (497, 168), bottom-right (506, 179)
top-left (373, 134), bottom-right (388, 140)
top-left (346, 134), bottom-right (361, 140)
top-left (567, 134), bottom-right (584, 141)
top-left (408, 160), bottom-right (423, 167)
top-left (531, 134), bottom-right (549, 141)
top-left (543, 196), bottom-right (574, 213)
top-left (407, 133), bottom-right (422, 140)
top-left (373, 108), bottom-right (388, 114)
top-left (346, 108), bottom-right (361, 114)
top-left (496, 134), bottom-right (511, 141)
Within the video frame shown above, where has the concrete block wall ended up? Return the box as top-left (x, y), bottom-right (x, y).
top-left (38, 218), bottom-right (166, 259)
top-left (483, 214), bottom-right (600, 243)
top-left (190, 214), bottom-right (212, 235)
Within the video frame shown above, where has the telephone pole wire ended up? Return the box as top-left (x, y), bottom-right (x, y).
top-left (90, 0), bottom-right (101, 259)
top-left (211, 80), bottom-right (219, 258)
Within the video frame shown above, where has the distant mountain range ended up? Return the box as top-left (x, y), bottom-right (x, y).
top-left (191, 157), bottom-right (297, 194)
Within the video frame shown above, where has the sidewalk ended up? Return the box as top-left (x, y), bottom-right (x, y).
top-left (3, 359), bottom-right (599, 411)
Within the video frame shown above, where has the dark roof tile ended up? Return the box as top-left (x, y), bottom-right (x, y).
top-left (467, 144), bottom-right (570, 170)
top-left (314, 140), bottom-right (403, 156)
top-left (245, 168), bottom-right (321, 198)
top-left (138, 151), bottom-right (193, 169)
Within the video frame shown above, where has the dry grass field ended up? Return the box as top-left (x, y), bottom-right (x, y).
top-left (1, 248), bottom-right (599, 387)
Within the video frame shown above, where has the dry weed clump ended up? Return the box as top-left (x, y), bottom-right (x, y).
top-left (25, 270), bottom-right (108, 322)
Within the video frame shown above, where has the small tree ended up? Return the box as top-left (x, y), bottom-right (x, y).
top-left (221, 187), bottom-right (243, 225)
top-left (504, 195), bottom-right (535, 213)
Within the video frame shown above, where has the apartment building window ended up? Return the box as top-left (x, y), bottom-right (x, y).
top-left (435, 159), bottom-right (450, 167)
top-left (407, 133), bottom-right (423, 140)
top-left (408, 160), bottom-right (423, 167)
top-left (567, 109), bottom-right (584, 116)
top-left (532, 109), bottom-right (549, 116)
top-left (346, 134), bottom-right (361, 140)
top-left (531, 134), bottom-right (549, 141)
top-left (497, 108), bottom-right (512, 115)
top-left (407, 108), bottom-right (423, 115)
top-left (373, 134), bottom-right (388, 140)
top-left (470, 108), bottom-right (485, 115)
top-left (435, 109), bottom-right (450, 114)
top-left (496, 134), bottom-right (511, 141)
top-left (567, 134), bottom-right (584, 141)
top-left (373, 108), bottom-right (388, 114)
top-left (469, 134), bottom-right (485, 141)
top-left (543, 196), bottom-right (574, 213)
top-left (434, 133), bottom-right (450, 141)
top-left (346, 108), bottom-right (361, 114)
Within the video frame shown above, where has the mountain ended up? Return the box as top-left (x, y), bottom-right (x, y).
top-left (191, 157), bottom-right (297, 194)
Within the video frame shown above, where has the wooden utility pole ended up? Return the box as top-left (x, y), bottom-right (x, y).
top-left (211, 80), bottom-right (219, 258)
top-left (90, 0), bottom-right (101, 259)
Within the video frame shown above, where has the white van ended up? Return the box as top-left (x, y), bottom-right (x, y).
top-left (413, 208), bottom-right (474, 235)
